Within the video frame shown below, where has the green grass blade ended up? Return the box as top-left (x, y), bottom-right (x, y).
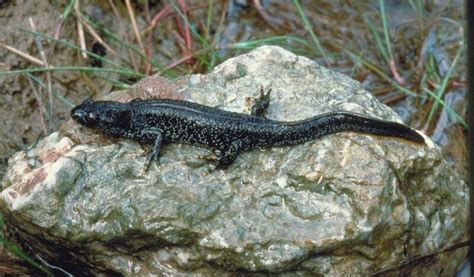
top-left (425, 46), bottom-right (464, 127)
top-left (207, 31), bottom-right (220, 72)
top-left (1, 239), bottom-right (54, 276)
top-left (62, 0), bottom-right (76, 20)
top-left (379, 0), bottom-right (394, 62)
top-left (334, 42), bottom-right (419, 98)
top-left (96, 75), bottom-right (133, 90)
top-left (291, 0), bottom-right (329, 64)
top-left (168, 0), bottom-right (214, 69)
top-left (423, 87), bottom-right (467, 127)
top-left (205, 0), bottom-right (214, 40)
top-left (0, 66), bottom-right (145, 78)
top-left (364, 17), bottom-right (390, 64)
top-left (0, 214), bottom-right (53, 276)
top-left (169, 0), bottom-right (209, 47)
top-left (426, 54), bottom-right (442, 83)
top-left (26, 73), bottom-right (82, 107)
top-left (408, 0), bottom-right (424, 18)
top-left (337, 42), bottom-right (465, 128)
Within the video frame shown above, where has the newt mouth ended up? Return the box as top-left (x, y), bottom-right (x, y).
top-left (71, 104), bottom-right (98, 127)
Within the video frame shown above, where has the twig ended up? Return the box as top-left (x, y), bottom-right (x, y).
top-left (143, 0), bottom-right (153, 75)
top-left (450, 80), bottom-right (465, 88)
top-left (389, 60), bottom-right (405, 85)
top-left (54, 17), bottom-right (64, 40)
top-left (144, 35), bottom-right (153, 75)
top-left (382, 93), bottom-right (406, 105)
top-left (170, 28), bottom-right (194, 66)
top-left (379, 0), bottom-right (405, 85)
top-left (147, 4), bottom-right (173, 33)
top-left (26, 75), bottom-right (48, 135)
top-left (166, 54), bottom-right (193, 69)
top-left (173, 0), bottom-right (193, 63)
top-left (253, 0), bottom-right (283, 28)
top-left (0, 42), bottom-right (44, 66)
top-left (177, 0), bottom-right (192, 51)
top-left (54, 0), bottom-right (76, 39)
top-left (254, 0), bottom-right (271, 23)
top-left (108, 0), bottom-right (140, 72)
top-left (78, 15), bottom-right (117, 55)
top-left (29, 17), bottom-right (53, 133)
top-left (125, 0), bottom-right (145, 53)
top-left (74, 0), bottom-right (87, 59)
top-left (145, 1), bottom-right (227, 35)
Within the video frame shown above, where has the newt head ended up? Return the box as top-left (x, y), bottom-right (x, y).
top-left (71, 99), bottom-right (131, 137)
top-left (71, 99), bottom-right (100, 128)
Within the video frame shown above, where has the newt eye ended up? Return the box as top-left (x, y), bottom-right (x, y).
top-left (71, 105), bottom-right (99, 127)
top-left (87, 113), bottom-right (96, 120)
top-left (84, 112), bottom-right (98, 126)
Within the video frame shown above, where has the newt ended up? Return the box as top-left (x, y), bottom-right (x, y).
top-left (71, 88), bottom-right (425, 169)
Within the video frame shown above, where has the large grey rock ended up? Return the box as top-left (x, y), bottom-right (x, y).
top-left (1, 46), bottom-right (468, 275)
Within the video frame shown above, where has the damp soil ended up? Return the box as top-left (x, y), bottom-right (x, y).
top-left (0, 1), bottom-right (103, 274)
top-left (0, 0), bottom-right (466, 275)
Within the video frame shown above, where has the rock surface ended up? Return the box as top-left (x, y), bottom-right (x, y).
top-left (1, 46), bottom-right (468, 275)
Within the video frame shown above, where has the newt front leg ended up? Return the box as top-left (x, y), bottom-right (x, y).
top-left (136, 128), bottom-right (163, 171)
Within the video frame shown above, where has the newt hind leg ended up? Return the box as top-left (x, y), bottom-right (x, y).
top-left (250, 86), bottom-right (272, 117)
top-left (214, 138), bottom-right (250, 168)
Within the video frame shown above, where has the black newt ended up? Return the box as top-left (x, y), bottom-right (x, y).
top-left (71, 88), bottom-right (425, 169)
